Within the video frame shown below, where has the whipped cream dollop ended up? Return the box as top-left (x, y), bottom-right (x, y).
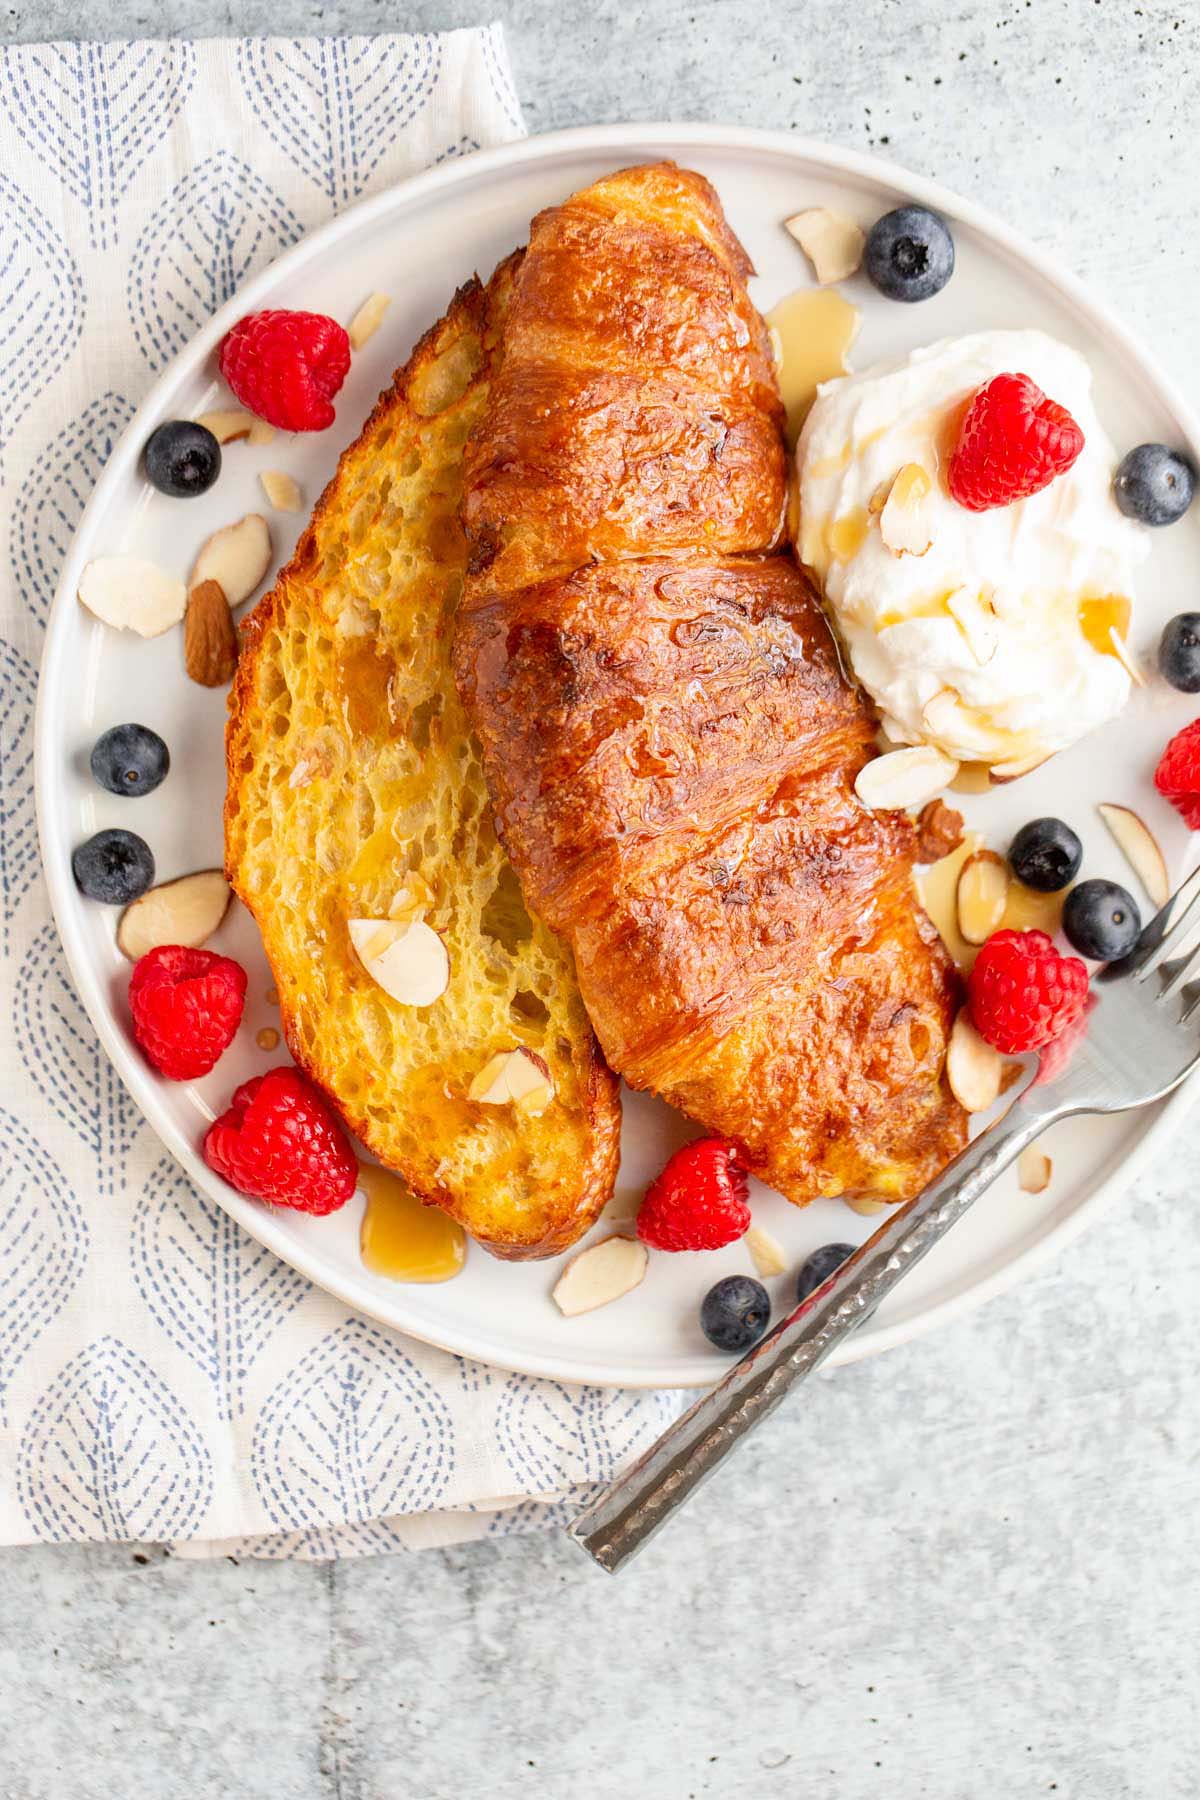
top-left (797, 329), bottom-right (1149, 769)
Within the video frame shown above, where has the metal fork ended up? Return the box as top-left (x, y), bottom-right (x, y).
top-left (568, 863), bottom-right (1200, 1573)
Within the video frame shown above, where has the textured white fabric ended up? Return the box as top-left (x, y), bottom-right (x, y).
top-left (0, 28), bottom-right (676, 1558)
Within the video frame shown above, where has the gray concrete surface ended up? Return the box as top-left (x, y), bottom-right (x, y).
top-left (4, 2), bottom-right (1200, 1796)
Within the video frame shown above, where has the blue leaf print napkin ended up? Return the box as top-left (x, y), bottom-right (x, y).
top-left (0, 26), bottom-right (678, 1560)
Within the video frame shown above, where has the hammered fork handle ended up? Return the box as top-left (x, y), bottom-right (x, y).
top-left (568, 1094), bottom-right (1054, 1574)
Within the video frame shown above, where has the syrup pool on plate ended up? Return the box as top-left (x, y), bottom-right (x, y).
top-left (766, 287), bottom-right (860, 446)
top-left (916, 834), bottom-right (1066, 973)
top-left (358, 1162), bottom-right (467, 1283)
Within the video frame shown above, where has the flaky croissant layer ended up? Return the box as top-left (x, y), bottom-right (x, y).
top-left (456, 162), bottom-right (965, 1204)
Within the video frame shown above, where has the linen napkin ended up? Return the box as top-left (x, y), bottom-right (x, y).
top-left (0, 27), bottom-right (676, 1558)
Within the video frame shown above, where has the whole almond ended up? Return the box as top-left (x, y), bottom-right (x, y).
top-left (184, 579), bottom-right (238, 686)
top-left (915, 798), bottom-right (965, 862)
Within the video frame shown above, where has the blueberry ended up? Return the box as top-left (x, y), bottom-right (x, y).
top-left (795, 1242), bottom-right (856, 1306)
top-left (1158, 614), bottom-right (1200, 692)
top-left (699, 1275), bottom-right (771, 1354)
top-left (143, 420), bottom-right (221, 499)
top-left (1063, 879), bottom-right (1141, 961)
top-left (89, 723), bottom-right (170, 798)
top-left (864, 205), bottom-right (955, 302)
top-left (1008, 818), bottom-right (1083, 893)
top-left (1113, 444), bottom-right (1195, 526)
top-left (71, 828), bottom-right (155, 904)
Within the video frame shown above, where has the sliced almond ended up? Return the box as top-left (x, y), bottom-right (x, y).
top-left (194, 408), bottom-right (256, 445)
top-left (946, 588), bottom-right (999, 666)
top-left (746, 1224), bottom-right (788, 1279)
top-left (117, 869), bottom-right (231, 961)
top-left (248, 419), bottom-right (276, 446)
top-left (915, 832), bottom-right (983, 972)
top-left (184, 579), bottom-right (238, 686)
top-left (915, 799), bottom-right (965, 862)
top-left (854, 744), bottom-right (959, 811)
top-left (78, 556), bottom-right (187, 637)
top-left (1108, 628), bottom-right (1146, 687)
top-left (783, 208), bottom-right (865, 285)
top-left (467, 1046), bottom-right (555, 1115)
top-left (921, 688), bottom-right (967, 744)
top-left (1017, 1145), bottom-right (1052, 1194)
top-left (388, 875), bottom-right (434, 925)
top-left (349, 916), bottom-right (449, 1007)
top-left (956, 849), bottom-right (1010, 945)
top-left (991, 751), bottom-right (1050, 783)
top-left (190, 513), bottom-right (272, 608)
top-left (946, 1010), bottom-right (1003, 1113)
top-left (552, 1235), bottom-right (648, 1317)
top-left (879, 463), bottom-right (933, 557)
top-left (842, 1195), bottom-right (890, 1217)
top-left (259, 470), bottom-right (302, 513)
top-left (348, 291), bottom-right (391, 350)
top-left (1097, 803), bottom-right (1169, 908)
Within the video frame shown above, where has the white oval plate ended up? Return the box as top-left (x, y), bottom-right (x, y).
top-left (37, 124), bottom-right (1200, 1388)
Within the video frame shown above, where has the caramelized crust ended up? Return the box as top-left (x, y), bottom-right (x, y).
top-left (464, 164), bottom-right (788, 593)
top-left (456, 163), bottom-right (966, 1204)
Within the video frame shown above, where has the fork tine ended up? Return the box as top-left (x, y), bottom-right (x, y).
top-left (1129, 862), bottom-right (1200, 979)
top-left (1158, 940), bottom-right (1200, 1002)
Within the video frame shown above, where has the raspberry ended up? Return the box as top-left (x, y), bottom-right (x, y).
top-left (204, 1067), bottom-right (357, 1215)
top-left (1154, 718), bottom-right (1200, 829)
top-left (948, 372), bottom-right (1084, 512)
top-left (967, 929), bottom-right (1088, 1055)
top-left (129, 945), bottom-right (247, 1080)
top-left (218, 309), bottom-right (351, 432)
top-left (636, 1138), bottom-right (751, 1252)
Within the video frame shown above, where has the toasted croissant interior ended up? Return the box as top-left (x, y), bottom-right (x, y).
top-left (225, 264), bottom-right (621, 1259)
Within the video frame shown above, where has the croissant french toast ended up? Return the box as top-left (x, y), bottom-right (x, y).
top-left (455, 163), bottom-right (966, 1204)
top-left (225, 265), bottom-right (621, 1259)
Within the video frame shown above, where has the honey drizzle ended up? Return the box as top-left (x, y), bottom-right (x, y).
top-left (767, 287), bottom-right (861, 446)
top-left (358, 1161), bottom-right (467, 1283)
top-left (916, 834), bottom-right (1066, 973)
top-left (1078, 594), bottom-right (1132, 661)
top-left (950, 762), bottom-right (993, 796)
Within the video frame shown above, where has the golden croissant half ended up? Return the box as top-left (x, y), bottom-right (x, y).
top-left (454, 163), bottom-right (966, 1205)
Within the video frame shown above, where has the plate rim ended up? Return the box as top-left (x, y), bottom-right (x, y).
top-left (34, 119), bottom-right (1199, 1388)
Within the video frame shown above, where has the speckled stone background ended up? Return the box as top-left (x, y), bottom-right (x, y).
top-left (3, 3), bottom-right (1200, 1796)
